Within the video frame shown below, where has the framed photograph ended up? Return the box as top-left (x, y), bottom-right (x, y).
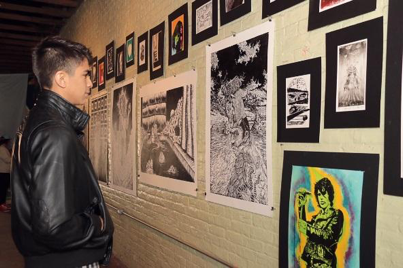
top-left (308, 0), bottom-right (376, 31)
top-left (90, 56), bottom-right (98, 89)
top-left (150, 21), bottom-right (165, 80)
top-left (126, 32), bottom-right (135, 68)
top-left (137, 31), bottom-right (148, 74)
top-left (280, 151), bottom-right (379, 268)
top-left (262, 0), bottom-right (305, 18)
top-left (98, 56), bottom-right (106, 91)
top-left (277, 57), bottom-right (321, 143)
top-left (168, 4), bottom-right (188, 65)
top-left (384, 0), bottom-right (403, 196)
top-left (192, 0), bottom-right (218, 46)
top-left (219, 0), bottom-right (251, 26)
top-left (105, 41), bottom-right (115, 80)
top-left (115, 44), bottom-right (125, 83)
top-left (324, 17), bottom-right (383, 128)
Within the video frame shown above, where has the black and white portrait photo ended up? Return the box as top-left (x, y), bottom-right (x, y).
top-left (286, 75), bottom-right (310, 129)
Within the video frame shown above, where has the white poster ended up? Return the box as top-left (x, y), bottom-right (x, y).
top-left (206, 20), bottom-right (274, 216)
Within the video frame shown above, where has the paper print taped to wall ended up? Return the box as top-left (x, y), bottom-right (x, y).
top-left (286, 74), bottom-right (310, 129)
top-left (140, 70), bottom-right (197, 196)
top-left (206, 20), bottom-right (274, 216)
top-left (111, 79), bottom-right (136, 195)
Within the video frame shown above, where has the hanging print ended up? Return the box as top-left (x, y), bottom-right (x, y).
top-left (192, 0), bottom-right (218, 45)
top-left (320, 0), bottom-right (352, 12)
top-left (286, 74), bottom-right (310, 128)
top-left (98, 56), bottom-right (106, 90)
top-left (169, 3), bottom-right (189, 65)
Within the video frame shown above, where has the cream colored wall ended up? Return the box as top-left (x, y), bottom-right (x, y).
top-left (61, 0), bottom-right (401, 267)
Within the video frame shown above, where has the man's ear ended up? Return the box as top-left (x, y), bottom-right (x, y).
top-left (54, 71), bottom-right (68, 89)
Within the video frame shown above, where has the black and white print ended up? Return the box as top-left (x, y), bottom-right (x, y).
top-left (206, 21), bottom-right (274, 216)
top-left (286, 74), bottom-right (310, 128)
top-left (106, 41), bottom-right (114, 80)
top-left (91, 56), bottom-right (97, 89)
top-left (196, 0), bottom-right (213, 34)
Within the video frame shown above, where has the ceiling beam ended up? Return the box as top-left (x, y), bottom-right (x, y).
top-left (0, 39), bottom-right (38, 47)
top-left (0, 2), bottom-right (74, 18)
top-left (0, 13), bottom-right (64, 26)
top-left (0, 32), bottom-right (42, 41)
top-left (0, 23), bottom-right (56, 34)
top-left (29, 0), bottom-right (79, 8)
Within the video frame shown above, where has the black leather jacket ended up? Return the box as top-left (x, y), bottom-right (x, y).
top-left (11, 90), bottom-right (114, 268)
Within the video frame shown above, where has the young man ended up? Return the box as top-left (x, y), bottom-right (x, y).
top-left (11, 36), bottom-right (114, 268)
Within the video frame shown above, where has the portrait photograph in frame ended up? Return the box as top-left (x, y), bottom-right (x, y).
top-left (280, 151), bottom-right (379, 268)
top-left (115, 44), bottom-right (125, 83)
top-left (137, 31), bottom-right (148, 74)
top-left (220, 0), bottom-right (251, 26)
top-left (150, 21), bottom-right (165, 80)
top-left (126, 32), bottom-right (135, 68)
top-left (192, 0), bottom-right (218, 46)
top-left (324, 17), bottom-right (383, 128)
top-left (308, 0), bottom-right (376, 31)
top-left (277, 57), bottom-right (321, 143)
top-left (106, 41), bottom-right (115, 80)
top-left (262, 0), bottom-right (305, 18)
top-left (91, 56), bottom-right (97, 89)
top-left (384, 0), bottom-right (403, 197)
top-left (98, 56), bottom-right (106, 91)
top-left (168, 3), bottom-right (188, 65)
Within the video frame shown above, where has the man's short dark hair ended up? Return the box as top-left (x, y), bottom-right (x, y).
top-left (32, 36), bottom-right (92, 89)
top-left (314, 177), bottom-right (335, 206)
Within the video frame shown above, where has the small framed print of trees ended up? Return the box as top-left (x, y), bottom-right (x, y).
top-left (150, 22), bottom-right (165, 80)
top-left (262, 0), bottom-right (305, 18)
top-left (106, 41), bottom-right (115, 80)
top-left (324, 17), bottom-right (383, 128)
top-left (168, 4), bottom-right (188, 65)
top-left (115, 44), bottom-right (125, 83)
top-left (277, 57), bottom-right (321, 143)
top-left (220, 0), bottom-right (251, 26)
top-left (192, 0), bottom-right (218, 46)
top-left (137, 31), bottom-right (148, 74)
top-left (98, 56), bottom-right (106, 91)
top-left (126, 32), bottom-right (135, 68)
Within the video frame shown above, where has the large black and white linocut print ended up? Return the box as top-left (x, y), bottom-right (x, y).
top-left (206, 20), bottom-right (274, 216)
top-left (139, 70), bottom-right (197, 196)
top-left (286, 74), bottom-right (310, 129)
top-left (89, 91), bottom-right (108, 183)
top-left (110, 78), bottom-right (136, 195)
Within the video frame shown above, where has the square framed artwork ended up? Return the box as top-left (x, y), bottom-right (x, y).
top-left (150, 21), bottom-right (165, 80)
top-left (106, 41), bottom-right (115, 80)
top-left (98, 56), bottom-right (106, 91)
top-left (277, 57), bottom-right (321, 143)
top-left (90, 56), bottom-right (98, 89)
top-left (192, 0), bottom-right (218, 46)
top-left (126, 32), bottom-right (135, 68)
top-left (262, 0), bottom-right (305, 18)
top-left (137, 31), bottom-right (148, 74)
top-left (280, 151), bottom-right (379, 268)
top-left (384, 0), bottom-right (403, 197)
top-left (308, 0), bottom-right (376, 31)
top-left (219, 0), bottom-right (251, 26)
top-left (115, 44), bottom-right (125, 83)
top-left (168, 3), bottom-right (188, 65)
top-left (324, 17), bottom-right (383, 128)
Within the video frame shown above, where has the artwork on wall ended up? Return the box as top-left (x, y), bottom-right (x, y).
top-left (205, 20), bottom-right (274, 216)
top-left (110, 78), bottom-right (136, 195)
top-left (324, 17), bottom-right (383, 128)
top-left (308, 0), bottom-right (376, 31)
top-left (139, 70), bottom-right (197, 196)
top-left (277, 57), bottom-right (321, 143)
top-left (192, 0), bottom-right (218, 46)
top-left (168, 4), bottom-right (188, 65)
top-left (219, 0), bottom-right (251, 26)
top-left (150, 22), bottom-right (165, 80)
top-left (91, 56), bottom-right (98, 89)
top-left (106, 41), bottom-right (115, 80)
top-left (126, 32), bottom-right (135, 68)
top-left (77, 99), bottom-right (90, 151)
top-left (98, 56), bottom-right (106, 91)
top-left (384, 0), bottom-right (403, 196)
top-left (89, 91), bottom-right (108, 184)
top-left (115, 44), bottom-right (125, 83)
top-left (262, 0), bottom-right (305, 18)
top-left (137, 31), bottom-right (148, 74)
top-left (279, 151), bottom-right (379, 268)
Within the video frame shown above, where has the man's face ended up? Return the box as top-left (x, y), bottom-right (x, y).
top-left (66, 59), bottom-right (92, 105)
top-left (317, 190), bottom-right (330, 209)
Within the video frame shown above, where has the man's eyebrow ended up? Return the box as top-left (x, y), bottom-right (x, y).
top-left (84, 69), bottom-right (91, 75)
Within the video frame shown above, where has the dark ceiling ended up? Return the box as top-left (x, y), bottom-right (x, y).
top-left (0, 0), bottom-right (83, 74)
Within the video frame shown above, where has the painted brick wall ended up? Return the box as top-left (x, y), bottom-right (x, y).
top-left (61, 0), bottom-right (400, 267)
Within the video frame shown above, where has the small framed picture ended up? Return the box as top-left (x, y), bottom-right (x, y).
top-left (126, 32), bottom-right (135, 68)
top-left (137, 31), bottom-right (148, 74)
top-left (219, 0), bottom-right (251, 26)
top-left (324, 17), bottom-right (383, 128)
top-left (98, 56), bottom-right (106, 91)
top-left (105, 41), bottom-right (115, 80)
top-left (192, 0), bottom-right (218, 46)
top-left (90, 56), bottom-right (97, 89)
top-left (168, 4), bottom-right (188, 65)
top-left (149, 21), bottom-right (165, 80)
top-left (262, 0), bottom-right (305, 18)
top-left (115, 44), bottom-right (125, 83)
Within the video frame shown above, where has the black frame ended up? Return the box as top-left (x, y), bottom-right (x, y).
top-left (262, 0), bottom-right (305, 18)
top-left (98, 56), bottom-right (106, 91)
top-left (115, 44), bottom-right (125, 83)
top-left (126, 32), bottom-right (135, 68)
top-left (91, 56), bottom-right (98, 89)
top-left (280, 151), bottom-right (379, 268)
top-left (192, 0), bottom-right (218, 46)
top-left (149, 21), bottom-right (165, 80)
top-left (219, 0), bottom-right (251, 26)
top-left (168, 3), bottom-right (188, 65)
top-left (324, 17), bottom-right (383, 128)
top-left (105, 41), bottom-right (115, 80)
top-left (308, 0), bottom-right (376, 31)
top-left (137, 31), bottom-right (148, 74)
top-left (384, 0), bottom-right (403, 196)
top-left (277, 57), bottom-right (321, 143)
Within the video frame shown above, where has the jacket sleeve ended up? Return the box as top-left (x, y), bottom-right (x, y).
top-left (28, 125), bottom-right (102, 250)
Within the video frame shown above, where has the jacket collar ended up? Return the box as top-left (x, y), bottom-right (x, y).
top-left (37, 90), bottom-right (89, 132)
